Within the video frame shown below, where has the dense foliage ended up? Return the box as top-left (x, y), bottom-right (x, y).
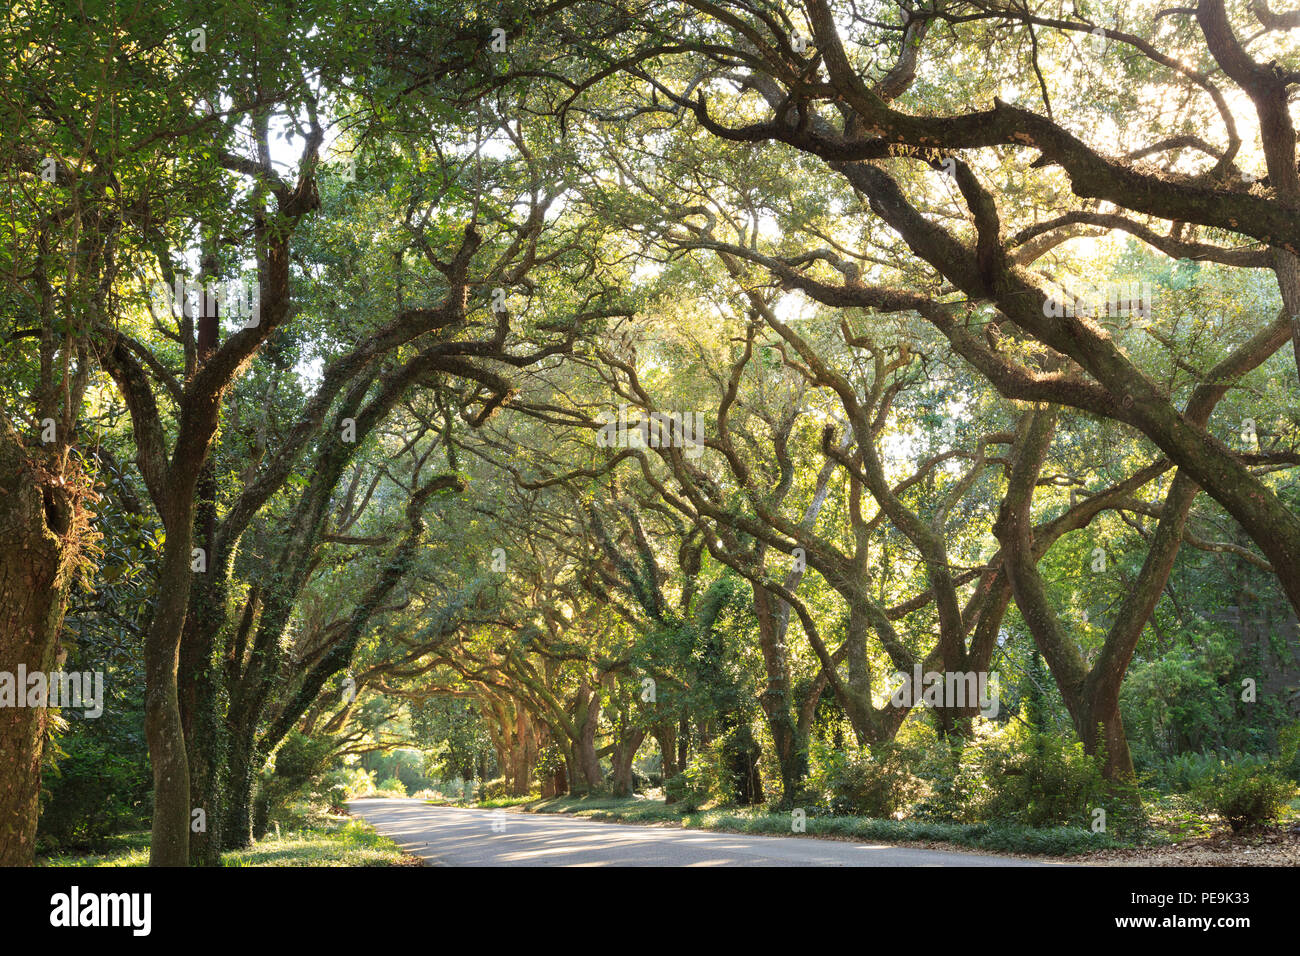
top-left (3, 0), bottom-right (1300, 865)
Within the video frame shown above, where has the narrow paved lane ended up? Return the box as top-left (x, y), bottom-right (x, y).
top-left (348, 798), bottom-right (1050, 866)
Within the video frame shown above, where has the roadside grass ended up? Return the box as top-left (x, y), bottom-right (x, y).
top-left (38, 815), bottom-right (414, 867)
top-left (410, 790), bottom-right (477, 806)
top-left (452, 794), bottom-right (1138, 856)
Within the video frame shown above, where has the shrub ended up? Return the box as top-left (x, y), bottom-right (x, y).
top-left (255, 731), bottom-right (339, 837)
top-left (376, 777), bottom-right (407, 796)
top-left (1279, 721), bottom-right (1300, 784)
top-left (321, 766), bottom-right (376, 800)
top-left (325, 785), bottom-right (349, 812)
top-left (1192, 763), bottom-right (1296, 832)
top-left (898, 723), bottom-right (973, 822)
top-left (966, 728), bottom-right (1108, 828)
top-left (911, 742), bottom-right (969, 821)
top-left (38, 735), bottom-right (151, 851)
top-left (662, 773), bottom-right (691, 808)
top-left (810, 741), bottom-right (924, 818)
top-left (1149, 749), bottom-right (1269, 793)
top-left (717, 724), bottom-right (764, 805)
top-left (664, 731), bottom-right (765, 810)
top-left (1121, 631), bottom-right (1238, 770)
top-left (664, 754), bottom-right (716, 811)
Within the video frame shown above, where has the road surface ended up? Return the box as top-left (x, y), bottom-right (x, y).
top-left (348, 798), bottom-right (1050, 866)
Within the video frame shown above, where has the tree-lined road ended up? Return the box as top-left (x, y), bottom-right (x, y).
top-left (348, 798), bottom-right (1050, 867)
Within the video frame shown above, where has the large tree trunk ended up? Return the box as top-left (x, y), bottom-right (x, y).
top-left (572, 684), bottom-right (604, 793)
top-left (722, 722), bottom-right (764, 805)
top-left (179, 449), bottom-right (224, 865)
top-left (840, 602), bottom-right (908, 745)
top-left (180, 616), bottom-right (224, 864)
top-left (0, 426), bottom-right (79, 865)
top-left (753, 586), bottom-right (807, 806)
top-left (995, 408), bottom-right (1196, 782)
top-left (220, 708), bottom-right (259, 850)
top-left (654, 721), bottom-right (678, 798)
top-left (144, 532), bottom-right (196, 866)
top-left (562, 753), bottom-right (580, 796)
top-left (1079, 700), bottom-right (1136, 783)
top-left (181, 281), bottom-right (224, 864)
top-left (507, 703), bottom-right (538, 796)
top-left (609, 729), bottom-right (646, 796)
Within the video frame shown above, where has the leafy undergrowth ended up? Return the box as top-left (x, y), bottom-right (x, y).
top-left (38, 830), bottom-right (153, 867)
top-left (454, 795), bottom-right (1135, 856)
top-left (38, 815), bottom-right (417, 867)
top-left (223, 817), bottom-right (417, 866)
top-left (468, 795), bottom-right (537, 809)
top-left (1140, 792), bottom-right (1228, 841)
top-left (1074, 792), bottom-right (1300, 865)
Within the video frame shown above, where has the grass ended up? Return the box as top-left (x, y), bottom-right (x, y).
top-left (444, 794), bottom-right (1139, 856)
top-left (39, 830), bottom-right (153, 867)
top-left (38, 814), bottom-right (413, 867)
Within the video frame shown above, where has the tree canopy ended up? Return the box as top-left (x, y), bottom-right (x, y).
top-left (2, 0), bottom-right (1299, 867)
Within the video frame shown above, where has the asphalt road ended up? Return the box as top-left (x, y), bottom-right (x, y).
top-left (348, 797), bottom-right (1049, 867)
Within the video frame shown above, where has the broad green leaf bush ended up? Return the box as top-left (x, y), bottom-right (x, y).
top-left (962, 725), bottom-right (1109, 828)
top-left (1191, 762), bottom-right (1296, 832)
top-left (808, 741), bottom-right (924, 818)
top-left (320, 766), bottom-right (375, 801)
top-left (1147, 749), bottom-right (1270, 793)
top-left (664, 752), bottom-right (717, 812)
top-left (256, 731), bottom-right (338, 837)
top-left (38, 735), bottom-right (151, 852)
